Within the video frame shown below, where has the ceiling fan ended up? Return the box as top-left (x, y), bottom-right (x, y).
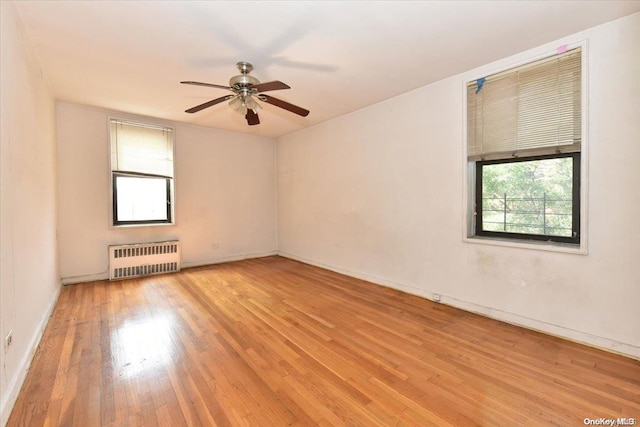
top-left (181, 61), bottom-right (310, 126)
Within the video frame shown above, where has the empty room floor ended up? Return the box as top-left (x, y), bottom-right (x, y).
top-left (7, 256), bottom-right (640, 426)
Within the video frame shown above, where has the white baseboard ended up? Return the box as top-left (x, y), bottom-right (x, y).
top-left (61, 271), bottom-right (107, 285)
top-left (278, 251), bottom-right (640, 360)
top-left (1, 284), bottom-right (61, 427)
top-left (181, 250), bottom-right (279, 269)
top-left (61, 250), bottom-right (280, 284)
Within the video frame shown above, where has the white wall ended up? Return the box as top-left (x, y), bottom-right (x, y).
top-left (0, 3), bottom-right (61, 424)
top-left (56, 103), bottom-right (278, 283)
top-left (277, 13), bottom-right (640, 358)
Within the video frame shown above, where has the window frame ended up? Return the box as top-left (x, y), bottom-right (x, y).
top-left (108, 118), bottom-right (176, 228)
top-left (474, 152), bottom-right (581, 245)
top-left (463, 41), bottom-right (588, 254)
top-left (112, 171), bottom-right (173, 226)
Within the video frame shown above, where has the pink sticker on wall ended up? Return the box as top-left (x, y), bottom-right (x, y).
top-left (557, 45), bottom-right (568, 54)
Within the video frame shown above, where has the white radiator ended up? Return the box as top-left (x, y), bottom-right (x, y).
top-left (109, 241), bottom-right (181, 280)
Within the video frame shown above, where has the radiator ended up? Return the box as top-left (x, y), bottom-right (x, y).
top-left (109, 241), bottom-right (181, 280)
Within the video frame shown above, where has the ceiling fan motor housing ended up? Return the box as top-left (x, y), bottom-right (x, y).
top-left (229, 74), bottom-right (260, 88)
top-left (229, 62), bottom-right (259, 88)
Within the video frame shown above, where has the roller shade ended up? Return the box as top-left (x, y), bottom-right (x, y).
top-left (467, 48), bottom-right (581, 161)
top-left (110, 119), bottom-right (174, 177)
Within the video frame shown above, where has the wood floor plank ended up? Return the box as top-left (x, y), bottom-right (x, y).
top-left (7, 256), bottom-right (640, 426)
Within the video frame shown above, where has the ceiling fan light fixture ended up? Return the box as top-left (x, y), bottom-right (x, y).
top-left (229, 96), bottom-right (247, 115)
top-left (245, 95), bottom-right (260, 111)
top-left (229, 95), bottom-right (262, 116)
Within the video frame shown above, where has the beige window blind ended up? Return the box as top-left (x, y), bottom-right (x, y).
top-left (467, 48), bottom-right (581, 161)
top-left (110, 119), bottom-right (174, 177)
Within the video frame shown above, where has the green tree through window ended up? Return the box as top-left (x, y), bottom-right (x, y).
top-left (476, 153), bottom-right (579, 243)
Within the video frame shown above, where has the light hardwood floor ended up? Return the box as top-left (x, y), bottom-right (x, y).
top-left (7, 256), bottom-right (640, 426)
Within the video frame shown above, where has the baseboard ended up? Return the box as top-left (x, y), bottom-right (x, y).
top-left (61, 271), bottom-right (107, 285)
top-left (434, 294), bottom-right (640, 360)
top-left (61, 250), bottom-right (280, 284)
top-left (278, 251), bottom-right (640, 360)
top-left (1, 284), bottom-right (61, 427)
top-left (181, 250), bottom-right (279, 269)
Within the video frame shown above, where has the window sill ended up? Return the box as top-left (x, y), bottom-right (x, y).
top-left (464, 235), bottom-right (587, 255)
top-left (111, 222), bottom-right (175, 230)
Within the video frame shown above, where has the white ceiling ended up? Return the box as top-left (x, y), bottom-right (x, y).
top-left (14, 1), bottom-right (640, 138)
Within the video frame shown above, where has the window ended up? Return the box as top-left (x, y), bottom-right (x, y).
top-left (476, 153), bottom-right (580, 244)
top-left (467, 48), bottom-right (582, 245)
top-left (110, 119), bottom-right (174, 226)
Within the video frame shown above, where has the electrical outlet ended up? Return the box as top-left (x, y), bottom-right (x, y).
top-left (4, 330), bottom-right (13, 352)
top-left (433, 294), bottom-right (441, 303)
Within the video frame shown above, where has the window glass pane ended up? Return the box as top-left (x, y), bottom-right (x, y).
top-left (481, 157), bottom-right (573, 237)
top-left (115, 176), bottom-right (168, 222)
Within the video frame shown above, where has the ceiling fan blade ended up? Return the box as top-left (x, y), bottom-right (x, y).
top-left (246, 109), bottom-right (260, 126)
top-left (251, 81), bottom-right (290, 92)
top-left (261, 95), bottom-right (309, 117)
top-left (185, 95), bottom-right (233, 113)
top-left (181, 81), bottom-right (232, 90)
